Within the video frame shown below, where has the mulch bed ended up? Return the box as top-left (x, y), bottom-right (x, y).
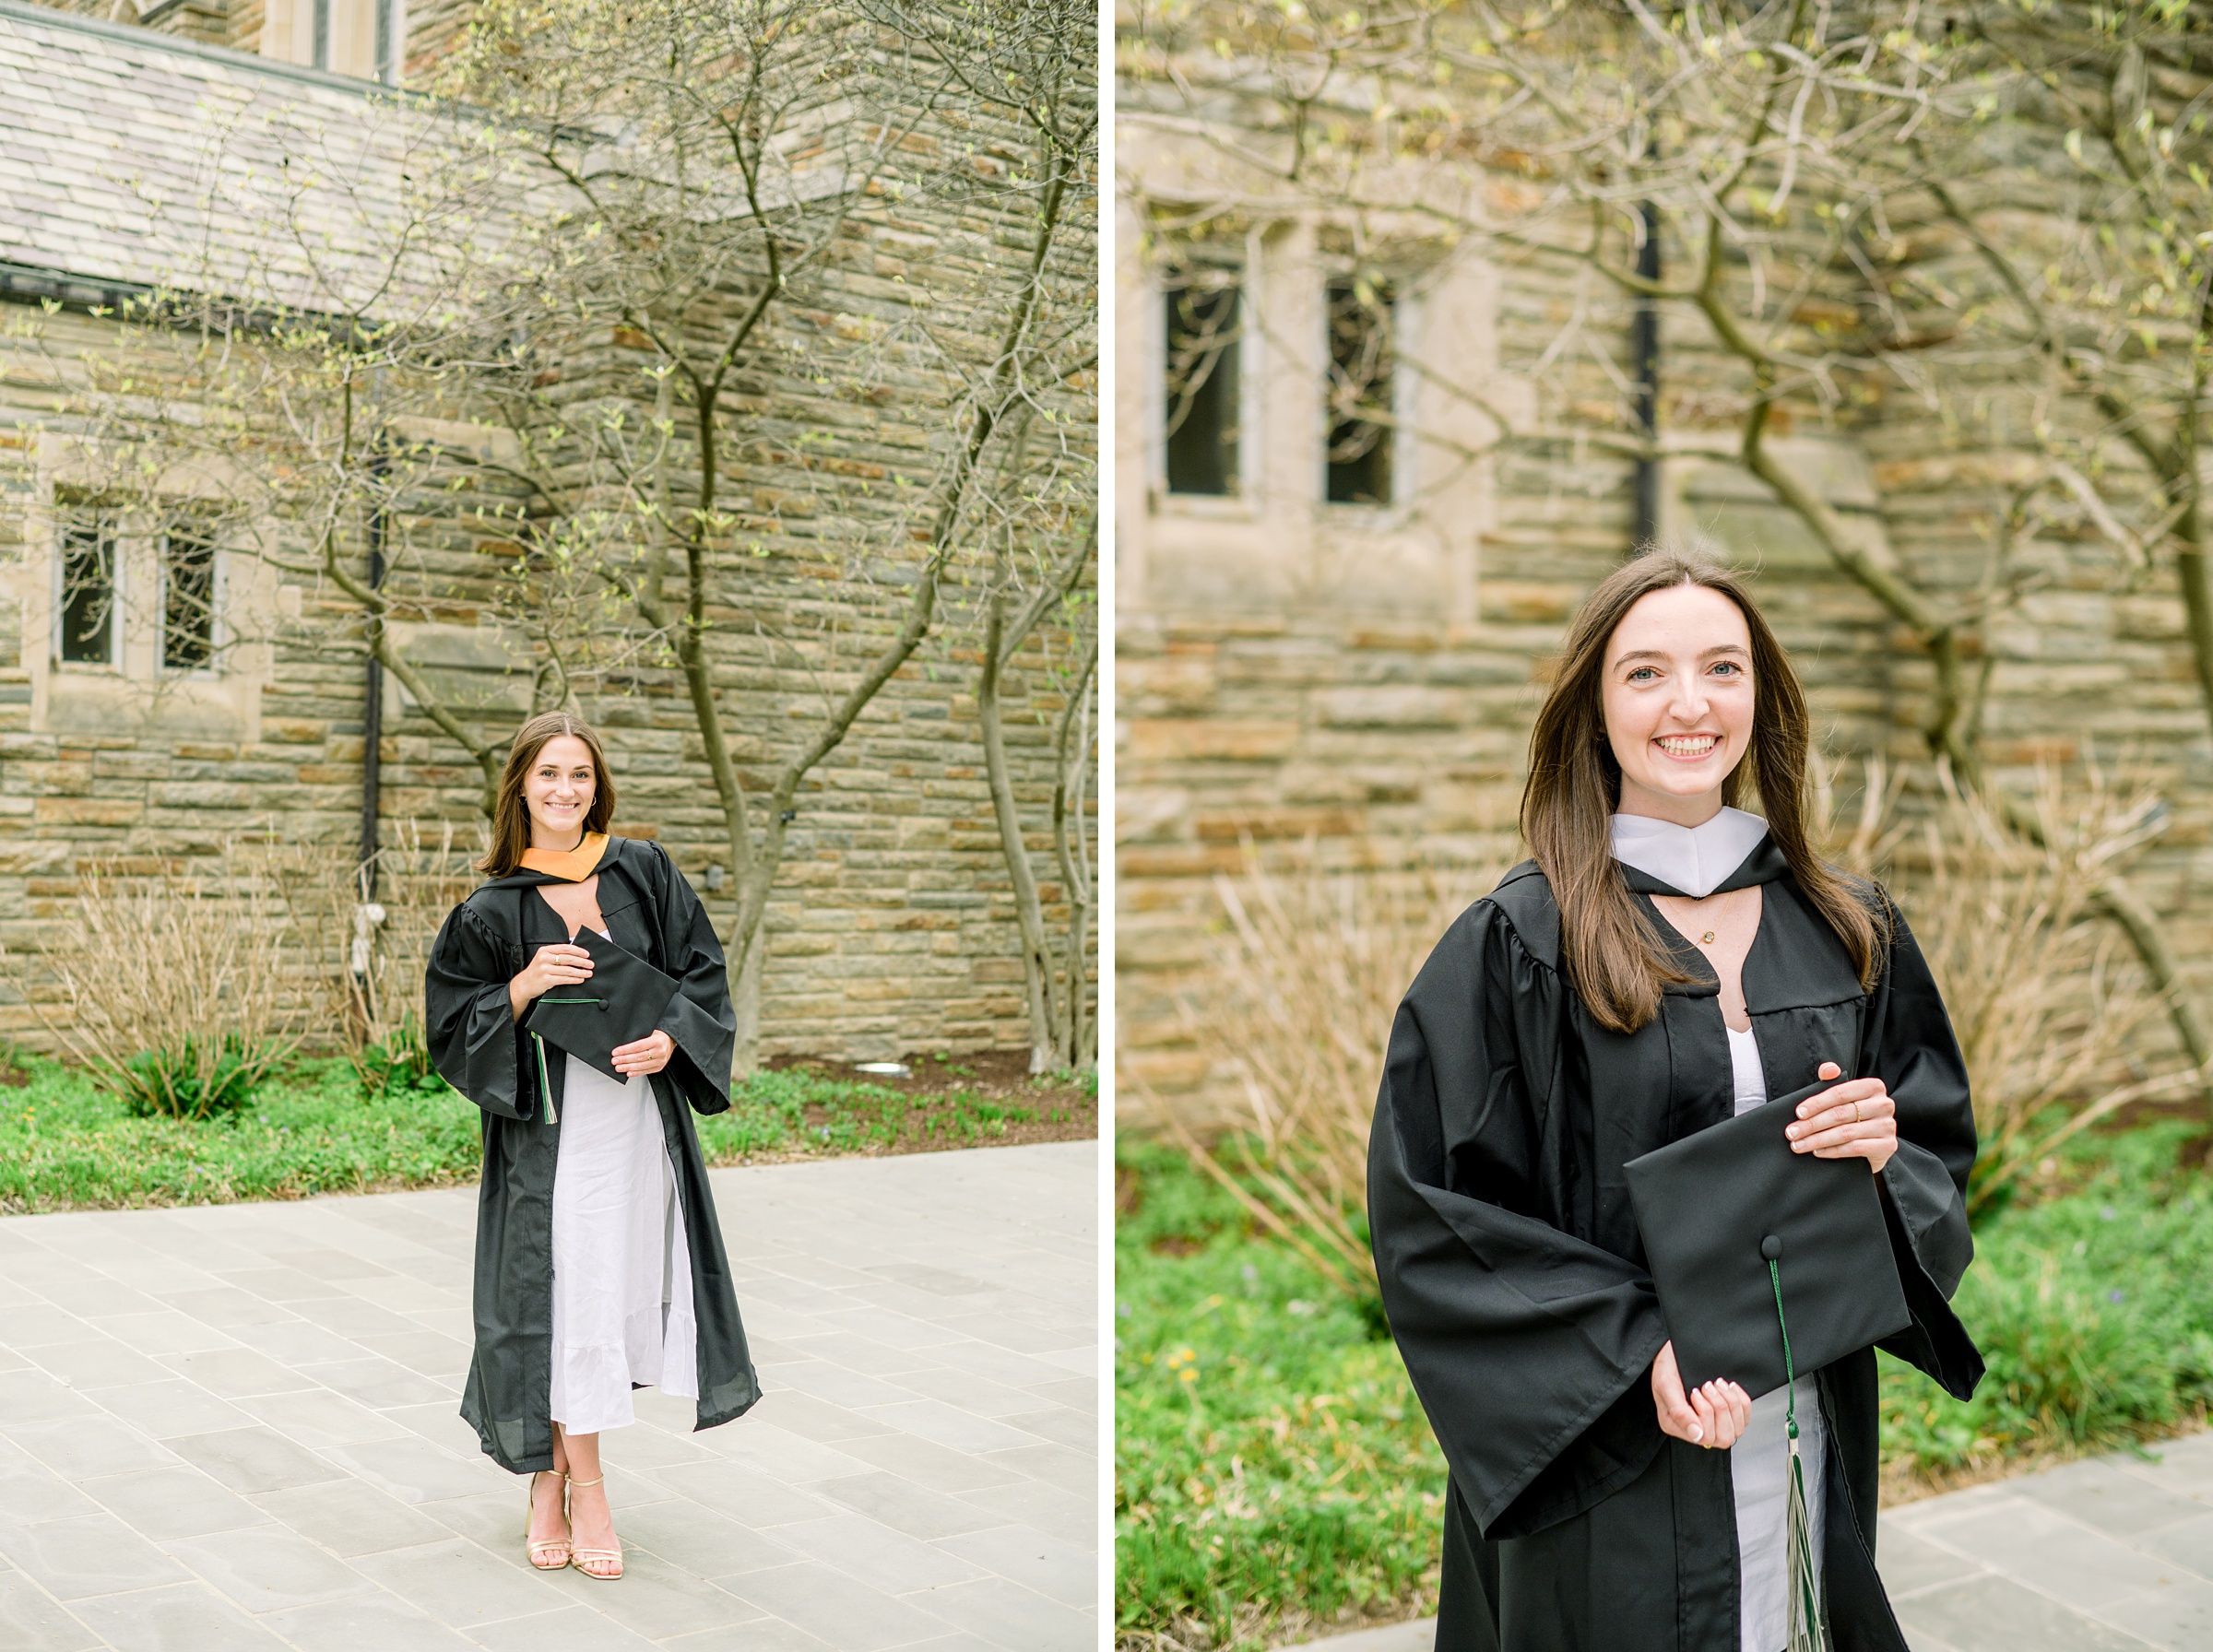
top-left (761, 1049), bottom-right (1097, 1152)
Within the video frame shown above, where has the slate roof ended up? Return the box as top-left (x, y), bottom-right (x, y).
top-left (0, 0), bottom-right (501, 316)
top-left (0, 0), bottom-right (867, 324)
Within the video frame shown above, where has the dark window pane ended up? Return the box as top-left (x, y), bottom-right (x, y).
top-left (1326, 276), bottom-right (1394, 506)
top-left (163, 530), bottom-right (216, 671)
top-left (58, 523), bottom-right (114, 666)
top-left (1165, 283), bottom-right (1240, 496)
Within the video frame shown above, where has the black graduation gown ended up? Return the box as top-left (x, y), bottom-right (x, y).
top-left (1368, 842), bottom-right (1983, 1652)
top-left (425, 834), bottom-right (761, 1474)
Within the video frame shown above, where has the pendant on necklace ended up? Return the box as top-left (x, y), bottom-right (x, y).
top-left (1700, 930), bottom-right (1716, 944)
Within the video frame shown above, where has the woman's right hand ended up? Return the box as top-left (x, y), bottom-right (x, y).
top-left (1651, 1340), bottom-right (1751, 1449)
top-left (509, 943), bottom-right (594, 1021)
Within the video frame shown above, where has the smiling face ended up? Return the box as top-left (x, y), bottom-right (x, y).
top-left (1600, 582), bottom-right (1756, 826)
top-left (523, 734), bottom-right (598, 849)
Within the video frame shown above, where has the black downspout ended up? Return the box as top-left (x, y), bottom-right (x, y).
top-left (359, 459), bottom-right (389, 902)
top-left (1631, 197), bottom-right (1663, 549)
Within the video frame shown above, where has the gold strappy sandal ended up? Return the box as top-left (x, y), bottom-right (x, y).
top-left (566, 1474), bottom-right (622, 1580)
top-left (523, 1469), bottom-right (570, 1571)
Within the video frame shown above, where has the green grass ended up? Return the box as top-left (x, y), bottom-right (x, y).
top-left (0, 1054), bottom-right (1091, 1215)
top-left (1117, 1126), bottom-right (2213, 1651)
top-left (0, 1056), bottom-right (484, 1212)
top-left (1880, 1121), bottom-right (2213, 1481)
top-left (1116, 1140), bottom-right (1446, 1650)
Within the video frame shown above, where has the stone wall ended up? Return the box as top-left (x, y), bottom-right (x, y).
top-left (0, 334), bottom-right (1095, 1062)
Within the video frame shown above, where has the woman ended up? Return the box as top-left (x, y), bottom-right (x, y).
top-left (1368, 549), bottom-right (1982, 1652)
top-left (427, 711), bottom-right (760, 1580)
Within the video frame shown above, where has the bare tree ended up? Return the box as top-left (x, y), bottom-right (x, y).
top-left (978, 530), bottom-right (1097, 1071)
top-left (1907, 11), bottom-right (2213, 736)
top-left (848, 0), bottom-right (1103, 1072)
top-left (436, 0), bottom-right (1099, 1067)
top-left (1051, 614), bottom-right (1099, 1068)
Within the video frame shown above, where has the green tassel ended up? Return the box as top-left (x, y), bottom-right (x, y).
top-left (532, 1032), bottom-right (558, 1125)
top-left (1769, 1255), bottom-right (1829, 1652)
top-left (1784, 1424), bottom-right (1824, 1652)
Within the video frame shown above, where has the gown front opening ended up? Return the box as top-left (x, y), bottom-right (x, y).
top-left (1633, 810), bottom-right (1831, 1652)
top-left (548, 928), bottom-right (698, 1434)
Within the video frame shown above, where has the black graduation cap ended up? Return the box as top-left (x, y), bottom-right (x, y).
top-left (1624, 1077), bottom-right (1911, 1398)
top-left (524, 927), bottom-right (681, 1082)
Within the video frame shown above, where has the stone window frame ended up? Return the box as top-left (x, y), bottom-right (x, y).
top-left (47, 498), bottom-right (233, 682)
top-left (263, 0), bottom-right (407, 85)
top-left (1145, 220), bottom-right (1431, 526)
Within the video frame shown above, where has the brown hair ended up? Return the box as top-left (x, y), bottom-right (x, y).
top-left (1520, 545), bottom-right (1886, 1034)
top-left (477, 711), bottom-right (617, 878)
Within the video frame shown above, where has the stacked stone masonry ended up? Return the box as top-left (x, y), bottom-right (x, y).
top-left (0, 1), bottom-right (1097, 1062)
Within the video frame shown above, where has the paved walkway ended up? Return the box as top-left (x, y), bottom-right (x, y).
top-left (1881, 1431), bottom-right (2213, 1650)
top-left (1292, 1427), bottom-right (2213, 1652)
top-left (0, 1140), bottom-right (1097, 1652)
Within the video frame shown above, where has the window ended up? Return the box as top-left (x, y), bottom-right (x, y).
top-left (1164, 280), bottom-right (1241, 497)
top-left (1325, 275), bottom-right (1395, 506)
top-left (57, 518), bottom-right (117, 667)
top-left (268, 0), bottom-right (403, 85)
top-left (161, 527), bottom-right (218, 671)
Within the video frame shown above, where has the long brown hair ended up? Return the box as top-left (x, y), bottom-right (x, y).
top-left (1521, 545), bottom-right (1886, 1034)
top-left (477, 711), bottom-right (617, 878)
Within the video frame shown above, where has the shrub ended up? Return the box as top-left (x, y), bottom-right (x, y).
top-left (1154, 856), bottom-right (1509, 1297)
top-left (43, 852), bottom-right (296, 1121)
top-left (352, 1011), bottom-right (453, 1099)
top-left (1890, 762), bottom-right (2174, 1215)
top-left (266, 820), bottom-right (481, 1058)
top-left (0, 1055), bottom-right (486, 1213)
top-left (116, 1033), bottom-right (266, 1121)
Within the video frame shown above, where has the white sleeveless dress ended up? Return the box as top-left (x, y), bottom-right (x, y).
top-left (1726, 1021), bottom-right (1828, 1652)
top-left (547, 928), bottom-right (698, 1433)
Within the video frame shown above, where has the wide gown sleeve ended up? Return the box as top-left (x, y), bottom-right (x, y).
top-left (1368, 899), bottom-right (1671, 1542)
top-left (425, 901), bottom-right (534, 1123)
top-left (648, 844), bottom-right (737, 1116)
top-left (1864, 894), bottom-right (1984, 1399)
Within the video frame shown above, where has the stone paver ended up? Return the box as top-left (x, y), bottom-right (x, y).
top-left (1882, 1434), bottom-right (2213, 1651)
top-left (1286, 1429), bottom-right (2213, 1651)
top-left (0, 1141), bottom-right (1096, 1652)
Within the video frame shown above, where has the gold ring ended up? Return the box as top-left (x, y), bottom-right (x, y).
top-left (1852, 1101), bottom-right (1863, 1124)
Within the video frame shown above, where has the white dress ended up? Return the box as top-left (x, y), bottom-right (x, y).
top-left (1726, 1021), bottom-right (1828, 1652)
top-left (547, 929), bottom-right (698, 1434)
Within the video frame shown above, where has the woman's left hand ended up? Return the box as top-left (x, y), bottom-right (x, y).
top-left (1788, 1059), bottom-right (1897, 1174)
top-left (611, 1030), bottom-right (675, 1077)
